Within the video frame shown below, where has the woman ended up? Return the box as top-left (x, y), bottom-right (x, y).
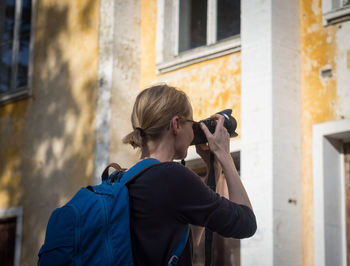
top-left (123, 84), bottom-right (256, 265)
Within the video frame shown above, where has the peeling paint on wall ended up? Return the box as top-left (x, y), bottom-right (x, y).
top-left (157, 55), bottom-right (241, 135)
top-left (140, 0), bottom-right (157, 88)
top-left (300, 0), bottom-right (342, 265)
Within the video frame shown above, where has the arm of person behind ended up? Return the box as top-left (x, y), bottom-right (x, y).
top-left (174, 160), bottom-right (255, 246)
top-left (190, 154), bottom-right (226, 247)
top-left (191, 170), bottom-right (229, 247)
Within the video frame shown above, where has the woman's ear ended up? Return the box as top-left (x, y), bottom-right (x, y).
top-left (170, 116), bottom-right (180, 135)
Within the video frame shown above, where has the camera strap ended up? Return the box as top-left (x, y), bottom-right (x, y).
top-left (205, 152), bottom-right (216, 266)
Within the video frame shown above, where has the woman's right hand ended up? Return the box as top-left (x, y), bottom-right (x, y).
top-left (199, 114), bottom-right (230, 158)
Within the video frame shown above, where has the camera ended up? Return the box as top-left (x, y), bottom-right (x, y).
top-left (191, 109), bottom-right (238, 145)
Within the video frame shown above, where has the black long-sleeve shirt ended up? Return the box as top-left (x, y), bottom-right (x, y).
top-left (127, 162), bottom-right (256, 266)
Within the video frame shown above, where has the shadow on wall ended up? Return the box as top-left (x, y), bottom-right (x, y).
top-left (0, 1), bottom-right (98, 265)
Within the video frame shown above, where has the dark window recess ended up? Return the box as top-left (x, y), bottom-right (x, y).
top-left (17, 0), bottom-right (31, 88)
top-left (0, 0), bottom-right (15, 93)
top-left (0, 0), bottom-right (31, 95)
top-left (217, 0), bottom-right (240, 41)
top-left (0, 217), bottom-right (17, 266)
top-left (179, 0), bottom-right (207, 52)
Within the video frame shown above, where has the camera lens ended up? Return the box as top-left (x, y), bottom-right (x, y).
top-left (190, 109), bottom-right (238, 145)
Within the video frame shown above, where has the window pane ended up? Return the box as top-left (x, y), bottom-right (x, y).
top-left (0, 0), bottom-right (16, 93)
top-left (17, 0), bottom-right (32, 88)
top-left (217, 0), bottom-right (240, 41)
top-left (179, 0), bottom-right (207, 52)
top-left (0, 43), bottom-right (12, 93)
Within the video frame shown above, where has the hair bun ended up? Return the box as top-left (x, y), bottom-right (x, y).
top-left (135, 127), bottom-right (145, 137)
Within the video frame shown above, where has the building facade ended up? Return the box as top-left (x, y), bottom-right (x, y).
top-left (1, 0), bottom-right (350, 265)
top-left (0, 0), bottom-right (100, 265)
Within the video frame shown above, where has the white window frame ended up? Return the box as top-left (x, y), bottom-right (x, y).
top-left (156, 0), bottom-right (241, 74)
top-left (313, 119), bottom-right (350, 266)
top-left (0, 206), bottom-right (23, 266)
top-left (322, 0), bottom-right (350, 25)
top-left (0, 0), bottom-right (36, 105)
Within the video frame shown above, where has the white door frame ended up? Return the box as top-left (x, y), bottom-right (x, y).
top-left (313, 119), bottom-right (350, 266)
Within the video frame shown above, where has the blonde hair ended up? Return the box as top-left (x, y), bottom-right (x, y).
top-left (123, 84), bottom-right (191, 149)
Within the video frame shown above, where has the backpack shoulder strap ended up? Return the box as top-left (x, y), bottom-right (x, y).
top-left (167, 226), bottom-right (190, 266)
top-left (121, 158), bottom-right (160, 185)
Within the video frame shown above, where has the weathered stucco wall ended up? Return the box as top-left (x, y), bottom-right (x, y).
top-left (158, 56), bottom-right (241, 130)
top-left (0, 0), bottom-right (99, 264)
top-left (301, 0), bottom-right (350, 265)
top-left (108, 0), bottom-right (142, 168)
top-left (140, 0), bottom-right (241, 130)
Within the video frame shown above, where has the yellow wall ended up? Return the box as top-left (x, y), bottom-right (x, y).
top-left (300, 0), bottom-right (338, 265)
top-left (140, 0), bottom-right (241, 129)
top-left (0, 0), bottom-right (99, 264)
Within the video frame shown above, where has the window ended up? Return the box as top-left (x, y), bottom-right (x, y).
top-left (0, 0), bottom-right (33, 104)
top-left (156, 0), bottom-right (241, 73)
top-left (216, 0), bottom-right (240, 41)
top-left (322, 0), bottom-right (350, 25)
top-left (0, 207), bottom-right (23, 266)
top-left (178, 0), bottom-right (207, 53)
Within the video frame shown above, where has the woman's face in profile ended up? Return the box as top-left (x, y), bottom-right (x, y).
top-left (173, 105), bottom-right (194, 160)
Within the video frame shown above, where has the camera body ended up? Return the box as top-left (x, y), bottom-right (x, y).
top-left (191, 109), bottom-right (238, 145)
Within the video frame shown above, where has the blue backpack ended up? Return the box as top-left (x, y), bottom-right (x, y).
top-left (38, 158), bottom-right (189, 266)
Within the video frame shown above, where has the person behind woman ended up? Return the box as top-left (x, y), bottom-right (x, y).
top-left (123, 84), bottom-right (256, 265)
